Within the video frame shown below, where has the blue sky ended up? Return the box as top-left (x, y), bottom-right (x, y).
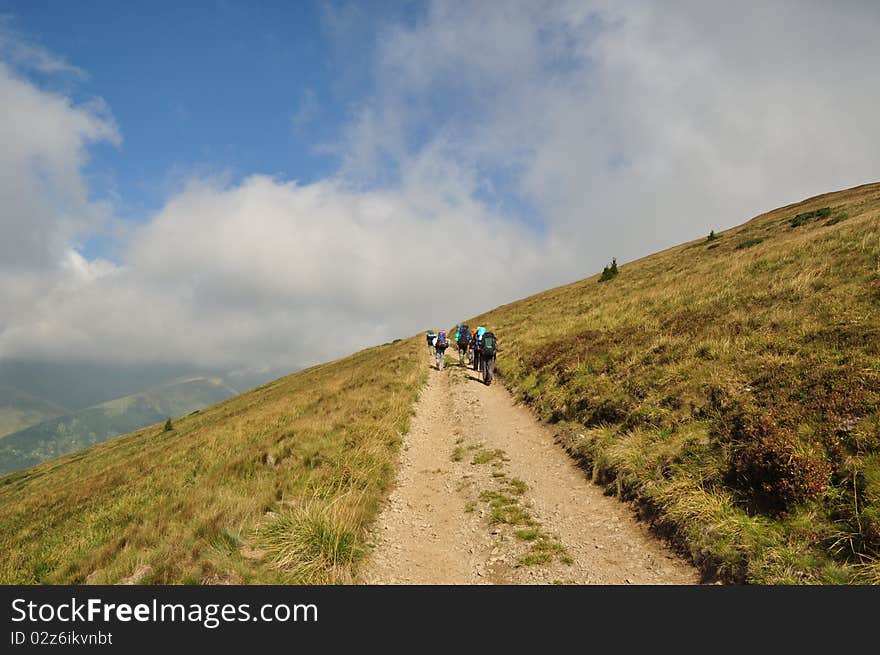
top-left (2, 1), bottom-right (422, 222)
top-left (1, 1), bottom-right (879, 371)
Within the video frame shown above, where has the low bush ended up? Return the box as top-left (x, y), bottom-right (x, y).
top-left (789, 207), bottom-right (832, 228)
top-left (735, 237), bottom-right (765, 250)
top-left (722, 407), bottom-right (830, 514)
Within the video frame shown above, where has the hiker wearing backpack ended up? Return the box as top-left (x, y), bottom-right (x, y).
top-left (456, 324), bottom-right (470, 366)
top-left (470, 327), bottom-right (479, 370)
top-left (435, 330), bottom-right (449, 370)
top-left (426, 330), bottom-right (436, 357)
top-left (480, 331), bottom-right (498, 385)
top-left (472, 326), bottom-right (487, 372)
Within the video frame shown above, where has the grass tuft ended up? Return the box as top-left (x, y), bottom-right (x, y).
top-left (258, 495), bottom-right (364, 584)
top-left (472, 449), bottom-right (506, 465)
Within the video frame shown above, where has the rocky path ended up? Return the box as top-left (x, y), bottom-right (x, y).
top-left (362, 349), bottom-right (698, 585)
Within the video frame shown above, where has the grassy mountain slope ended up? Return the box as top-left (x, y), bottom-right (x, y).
top-left (466, 182), bottom-right (880, 583)
top-left (0, 377), bottom-right (241, 475)
top-left (0, 339), bottom-right (422, 584)
top-left (0, 387), bottom-right (67, 439)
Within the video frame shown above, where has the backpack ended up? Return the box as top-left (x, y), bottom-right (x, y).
top-left (457, 325), bottom-right (469, 345)
top-left (481, 332), bottom-right (497, 357)
top-left (437, 330), bottom-right (448, 347)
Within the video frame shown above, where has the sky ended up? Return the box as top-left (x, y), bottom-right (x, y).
top-left (1, 0), bottom-right (879, 376)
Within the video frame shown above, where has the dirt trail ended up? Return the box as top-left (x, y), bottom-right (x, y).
top-left (362, 349), bottom-right (699, 585)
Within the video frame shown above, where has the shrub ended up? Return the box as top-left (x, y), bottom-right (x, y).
top-left (163, 419), bottom-right (173, 432)
top-left (599, 258), bottom-right (618, 282)
top-left (789, 207), bottom-right (832, 228)
top-left (707, 230), bottom-right (719, 242)
top-left (724, 409), bottom-right (830, 513)
top-left (735, 237), bottom-right (765, 250)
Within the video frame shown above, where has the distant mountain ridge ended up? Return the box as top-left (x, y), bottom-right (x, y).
top-left (0, 387), bottom-right (68, 439)
top-left (0, 377), bottom-right (238, 475)
top-left (0, 360), bottom-right (217, 412)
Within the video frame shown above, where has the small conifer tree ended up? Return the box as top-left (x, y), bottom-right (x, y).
top-left (599, 258), bottom-right (618, 282)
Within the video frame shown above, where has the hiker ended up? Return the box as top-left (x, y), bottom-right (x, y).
top-left (426, 330), bottom-right (436, 357)
top-left (456, 324), bottom-right (470, 366)
top-left (469, 327), bottom-right (478, 368)
top-left (480, 331), bottom-right (498, 385)
top-left (472, 326), bottom-right (486, 372)
top-left (435, 329), bottom-right (449, 370)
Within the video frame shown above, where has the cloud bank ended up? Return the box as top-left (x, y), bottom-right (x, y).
top-left (4, 174), bottom-right (544, 368)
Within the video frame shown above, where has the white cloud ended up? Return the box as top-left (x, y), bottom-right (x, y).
top-left (0, 61), bottom-right (118, 272)
top-left (1, 174), bottom-right (548, 368)
top-left (530, 0), bottom-right (880, 258)
top-left (0, 33), bottom-right (120, 362)
top-left (0, 17), bottom-right (85, 78)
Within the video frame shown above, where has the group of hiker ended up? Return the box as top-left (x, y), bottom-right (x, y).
top-left (425, 324), bottom-right (498, 384)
